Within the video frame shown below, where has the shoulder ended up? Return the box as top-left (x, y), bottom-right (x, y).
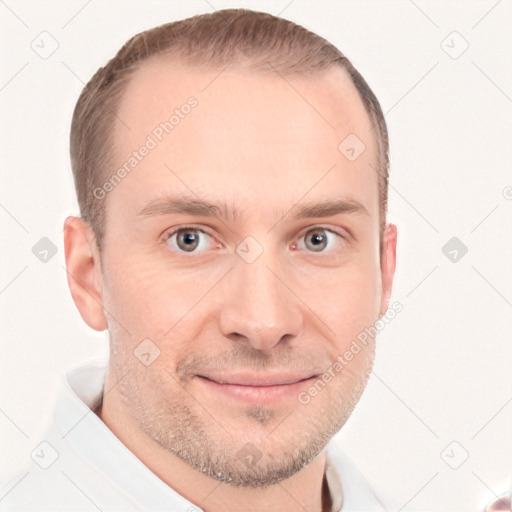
top-left (0, 467), bottom-right (72, 511)
top-left (0, 425), bottom-right (137, 511)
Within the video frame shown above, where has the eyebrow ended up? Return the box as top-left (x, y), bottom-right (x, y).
top-left (137, 196), bottom-right (369, 221)
top-left (137, 197), bottom-right (237, 221)
top-left (288, 198), bottom-right (369, 220)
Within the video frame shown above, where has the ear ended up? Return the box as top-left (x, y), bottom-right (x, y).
top-left (63, 216), bottom-right (108, 331)
top-left (379, 222), bottom-right (397, 318)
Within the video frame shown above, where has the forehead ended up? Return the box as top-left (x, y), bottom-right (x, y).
top-left (108, 56), bottom-right (379, 221)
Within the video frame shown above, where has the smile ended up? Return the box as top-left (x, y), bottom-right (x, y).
top-left (195, 374), bottom-right (318, 404)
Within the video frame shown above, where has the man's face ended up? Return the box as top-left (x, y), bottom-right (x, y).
top-left (96, 58), bottom-right (393, 486)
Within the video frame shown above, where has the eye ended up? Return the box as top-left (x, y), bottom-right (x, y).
top-left (164, 227), bottom-right (220, 253)
top-left (294, 228), bottom-right (344, 253)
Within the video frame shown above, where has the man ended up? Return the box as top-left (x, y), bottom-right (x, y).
top-left (1, 8), bottom-right (397, 511)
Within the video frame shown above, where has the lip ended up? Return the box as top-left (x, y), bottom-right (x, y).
top-left (195, 373), bottom-right (318, 404)
top-left (198, 371), bottom-right (317, 387)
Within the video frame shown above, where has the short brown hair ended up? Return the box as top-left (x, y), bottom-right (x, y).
top-left (70, 8), bottom-right (389, 252)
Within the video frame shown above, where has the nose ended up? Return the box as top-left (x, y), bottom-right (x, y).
top-left (219, 253), bottom-right (303, 352)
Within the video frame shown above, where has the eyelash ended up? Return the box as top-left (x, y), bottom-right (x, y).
top-left (162, 224), bottom-right (347, 254)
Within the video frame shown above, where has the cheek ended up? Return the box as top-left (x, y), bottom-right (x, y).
top-left (101, 257), bottom-right (176, 340)
top-left (299, 261), bottom-right (381, 333)
top-left (101, 254), bottom-right (221, 344)
top-left (299, 268), bottom-right (381, 374)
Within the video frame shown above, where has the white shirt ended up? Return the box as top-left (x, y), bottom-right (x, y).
top-left (1, 361), bottom-right (397, 511)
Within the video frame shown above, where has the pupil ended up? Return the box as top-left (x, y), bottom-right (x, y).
top-left (179, 230), bottom-right (199, 251)
top-left (307, 230), bottom-right (326, 251)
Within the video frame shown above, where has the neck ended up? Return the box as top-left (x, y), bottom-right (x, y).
top-left (96, 373), bottom-right (329, 512)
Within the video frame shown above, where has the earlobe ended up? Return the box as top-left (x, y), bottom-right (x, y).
top-left (379, 223), bottom-right (397, 318)
top-left (63, 216), bottom-right (108, 332)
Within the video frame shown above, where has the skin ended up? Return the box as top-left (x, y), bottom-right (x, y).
top-left (64, 57), bottom-right (397, 512)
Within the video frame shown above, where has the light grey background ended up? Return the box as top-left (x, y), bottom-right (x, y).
top-left (1, 0), bottom-right (511, 510)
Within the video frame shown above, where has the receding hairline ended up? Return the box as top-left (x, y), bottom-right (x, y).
top-left (69, 8), bottom-right (389, 253)
top-left (116, 52), bottom-right (373, 125)
top-left (112, 53), bottom-right (380, 161)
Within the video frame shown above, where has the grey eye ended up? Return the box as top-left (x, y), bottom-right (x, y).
top-left (304, 229), bottom-right (328, 252)
top-left (165, 227), bottom-right (218, 254)
top-left (175, 229), bottom-right (201, 252)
